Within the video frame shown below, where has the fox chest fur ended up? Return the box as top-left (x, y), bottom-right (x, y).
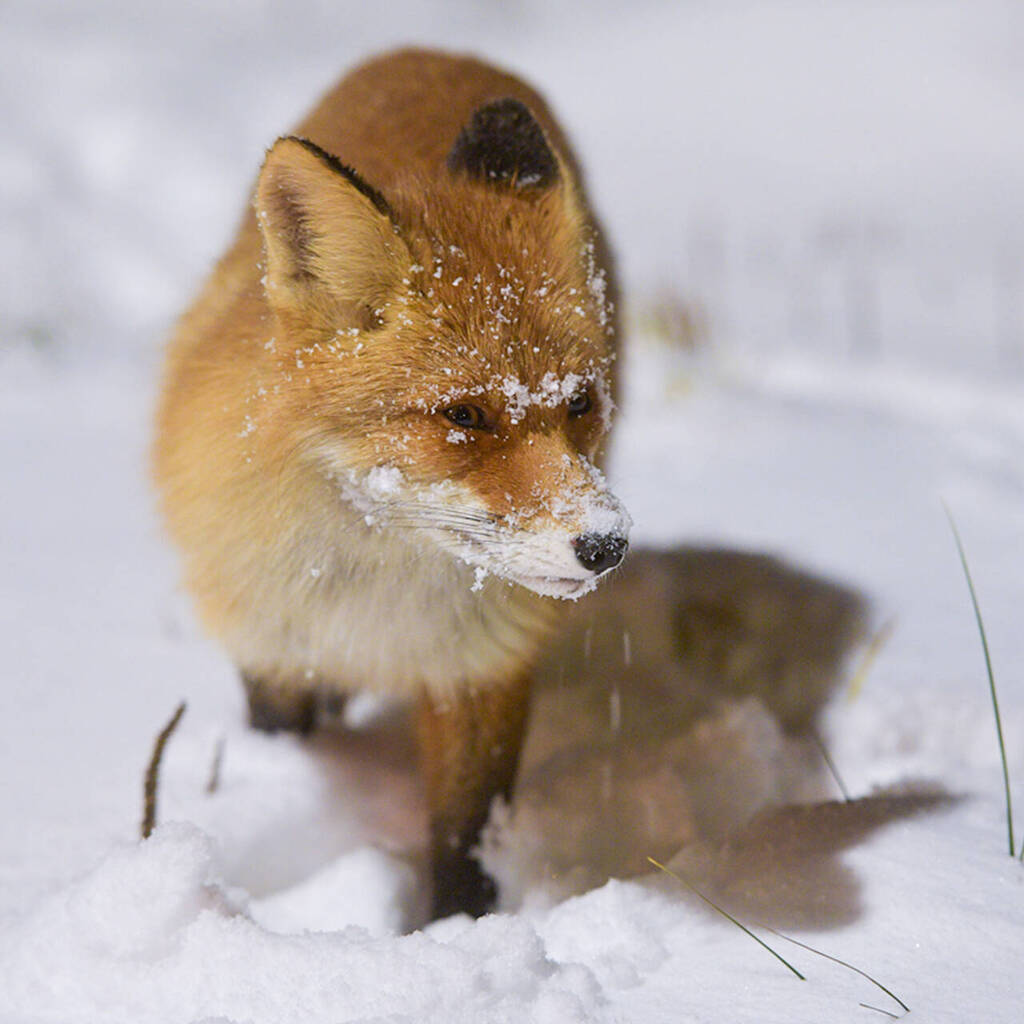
top-left (153, 48), bottom-right (629, 918)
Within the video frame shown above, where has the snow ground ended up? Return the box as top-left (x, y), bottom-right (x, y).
top-left (3, 1), bottom-right (1024, 1021)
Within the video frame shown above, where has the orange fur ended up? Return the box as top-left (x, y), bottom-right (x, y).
top-left (153, 48), bottom-right (628, 918)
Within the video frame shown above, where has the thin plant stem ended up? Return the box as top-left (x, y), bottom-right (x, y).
top-left (766, 927), bottom-right (909, 1013)
top-left (206, 735), bottom-right (226, 795)
top-left (647, 858), bottom-right (805, 980)
top-left (944, 505), bottom-right (1015, 857)
top-left (846, 618), bottom-right (894, 702)
top-left (647, 857), bottom-right (911, 1013)
top-left (859, 1004), bottom-right (900, 1020)
top-left (811, 727), bottom-right (852, 803)
top-left (141, 702), bottom-right (186, 840)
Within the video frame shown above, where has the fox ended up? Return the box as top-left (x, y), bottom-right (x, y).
top-left (153, 47), bottom-right (630, 920)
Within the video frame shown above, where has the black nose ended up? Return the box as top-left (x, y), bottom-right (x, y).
top-left (572, 533), bottom-right (628, 574)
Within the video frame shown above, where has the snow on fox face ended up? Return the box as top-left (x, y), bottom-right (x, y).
top-left (331, 431), bottom-right (630, 600)
top-left (323, 357), bottom-right (631, 600)
top-left (258, 138), bottom-right (629, 599)
top-left (307, 217), bottom-right (630, 599)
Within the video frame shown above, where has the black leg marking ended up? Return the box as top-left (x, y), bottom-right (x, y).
top-left (242, 673), bottom-right (317, 735)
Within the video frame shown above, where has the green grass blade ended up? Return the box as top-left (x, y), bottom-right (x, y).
top-left (944, 504), bottom-right (1015, 857)
top-left (811, 727), bottom-right (852, 803)
top-left (767, 927), bottom-right (909, 1013)
top-left (647, 858), bottom-right (805, 980)
top-left (648, 858), bottom-right (912, 1012)
top-left (859, 1004), bottom-right (900, 1019)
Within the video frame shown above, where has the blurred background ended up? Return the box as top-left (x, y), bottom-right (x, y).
top-left (5, 0), bottom-right (1024, 378)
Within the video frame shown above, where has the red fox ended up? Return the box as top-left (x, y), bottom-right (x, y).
top-left (153, 48), bottom-right (629, 920)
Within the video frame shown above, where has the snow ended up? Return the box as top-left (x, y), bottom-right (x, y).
top-left (497, 371), bottom-right (588, 423)
top-left (3, 1), bottom-right (1024, 1021)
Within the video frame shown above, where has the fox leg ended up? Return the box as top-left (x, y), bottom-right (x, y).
top-left (241, 672), bottom-right (317, 734)
top-left (416, 674), bottom-right (532, 920)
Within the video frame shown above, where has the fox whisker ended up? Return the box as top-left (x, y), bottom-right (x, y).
top-left (384, 501), bottom-right (499, 527)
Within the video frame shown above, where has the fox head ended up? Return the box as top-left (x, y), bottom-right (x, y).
top-left (254, 99), bottom-right (630, 599)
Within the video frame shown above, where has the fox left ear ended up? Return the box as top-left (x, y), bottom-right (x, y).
top-left (255, 136), bottom-right (408, 328)
top-left (447, 98), bottom-right (560, 190)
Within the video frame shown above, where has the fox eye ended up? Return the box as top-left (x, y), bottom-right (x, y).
top-left (443, 404), bottom-right (488, 430)
top-left (567, 390), bottom-right (592, 417)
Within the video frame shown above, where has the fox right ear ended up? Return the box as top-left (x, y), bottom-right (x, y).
top-left (255, 137), bottom-right (407, 326)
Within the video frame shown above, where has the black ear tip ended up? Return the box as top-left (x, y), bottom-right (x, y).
top-left (465, 98), bottom-right (539, 139)
top-left (447, 97), bottom-right (559, 190)
top-left (267, 136), bottom-right (392, 218)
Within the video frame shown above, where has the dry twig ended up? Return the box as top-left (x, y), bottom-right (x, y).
top-left (141, 702), bottom-right (186, 839)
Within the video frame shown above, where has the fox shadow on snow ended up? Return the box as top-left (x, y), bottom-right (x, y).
top-left (230, 546), bottom-right (953, 932)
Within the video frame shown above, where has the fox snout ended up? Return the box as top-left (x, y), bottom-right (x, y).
top-left (331, 452), bottom-right (631, 600)
top-left (455, 460), bottom-right (632, 600)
